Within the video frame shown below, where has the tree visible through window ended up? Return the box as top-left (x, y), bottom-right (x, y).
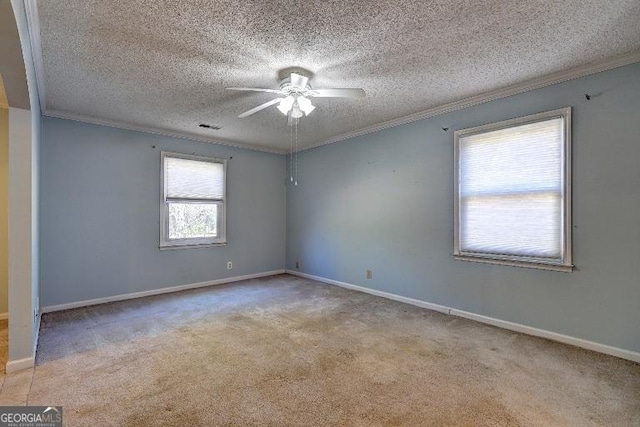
top-left (168, 203), bottom-right (217, 239)
top-left (453, 108), bottom-right (572, 271)
top-left (160, 152), bottom-right (226, 248)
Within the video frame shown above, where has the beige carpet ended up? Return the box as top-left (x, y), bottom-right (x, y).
top-left (29, 274), bottom-right (639, 426)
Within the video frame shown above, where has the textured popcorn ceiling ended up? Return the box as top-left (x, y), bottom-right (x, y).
top-left (36, 0), bottom-right (640, 152)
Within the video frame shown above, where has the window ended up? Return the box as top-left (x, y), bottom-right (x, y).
top-left (160, 152), bottom-right (226, 248)
top-left (453, 108), bottom-right (572, 271)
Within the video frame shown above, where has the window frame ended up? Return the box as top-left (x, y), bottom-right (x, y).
top-left (159, 151), bottom-right (227, 249)
top-left (453, 107), bottom-right (573, 272)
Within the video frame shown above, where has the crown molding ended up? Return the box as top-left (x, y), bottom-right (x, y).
top-left (25, 0), bottom-right (285, 155)
top-left (304, 50), bottom-right (640, 152)
top-left (24, 0), bottom-right (45, 112)
top-left (24, 0), bottom-right (640, 155)
top-left (43, 108), bottom-right (288, 155)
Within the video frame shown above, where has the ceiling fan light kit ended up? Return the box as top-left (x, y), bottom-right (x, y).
top-left (227, 70), bottom-right (366, 186)
top-left (276, 95), bottom-right (314, 118)
top-left (227, 72), bottom-right (366, 123)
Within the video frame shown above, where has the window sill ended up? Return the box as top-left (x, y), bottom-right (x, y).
top-left (453, 254), bottom-right (573, 272)
top-left (159, 242), bottom-right (227, 250)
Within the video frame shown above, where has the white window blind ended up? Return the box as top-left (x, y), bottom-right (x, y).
top-left (160, 152), bottom-right (227, 248)
top-left (166, 157), bottom-right (224, 200)
top-left (454, 108), bottom-right (572, 271)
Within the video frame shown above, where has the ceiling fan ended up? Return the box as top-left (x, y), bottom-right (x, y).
top-left (227, 72), bottom-right (366, 123)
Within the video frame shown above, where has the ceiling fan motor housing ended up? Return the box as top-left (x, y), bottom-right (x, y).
top-left (280, 76), bottom-right (313, 96)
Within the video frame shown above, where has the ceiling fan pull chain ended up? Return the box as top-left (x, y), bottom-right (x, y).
top-left (290, 117), bottom-right (294, 182)
top-left (294, 117), bottom-right (298, 186)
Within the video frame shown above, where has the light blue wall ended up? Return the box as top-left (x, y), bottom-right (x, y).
top-left (40, 117), bottom-right (286, 307)
top-left (286, 62), bottom-right (640, 353)
top-left (39, 63), bottom-right (640, 353)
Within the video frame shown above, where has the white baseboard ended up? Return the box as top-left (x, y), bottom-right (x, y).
top-left (42, 270), bottom-right (286, 313)
top-left (448, 308), bottom-right (640, 363)
top-left (286, 270), bottom-right (640, 364)
top-left (3, 312), bottom-right (41, 373)
top-left (0, 313), bottom-right (7, 321)
top-left (289, 270), bottom-right (451, 315)
top-left (33, 307), bottom-right (41, 355)
top-left (5, 357), bottom-right (35, 373)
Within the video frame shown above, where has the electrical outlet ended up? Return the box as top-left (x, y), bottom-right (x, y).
top-left (295, 261), bottom-right (299, 269)
top-left (366, 269), bottom-right (372, 279)
top-left (227, 261), bottom-right (233, 270)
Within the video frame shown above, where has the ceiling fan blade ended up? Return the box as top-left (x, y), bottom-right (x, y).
top-left (290, 73), bottom-right (309, 89)
top-left (238, 98), bottom-right (283, 118)
top-left (227, 87), bottom-right (283, 94)
top-left (311, 88), bottom-right (366, 98)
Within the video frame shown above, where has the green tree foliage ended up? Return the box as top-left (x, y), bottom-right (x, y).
top-left (168, 203), bottom-right (217, 239)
